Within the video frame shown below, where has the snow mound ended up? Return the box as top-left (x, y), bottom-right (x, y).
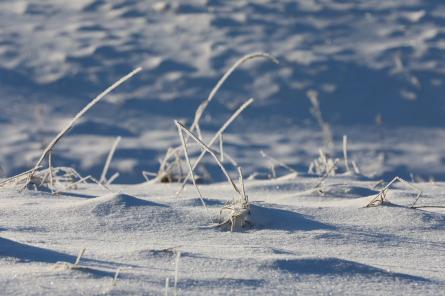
top-left (273, 257), bottom-right (430, 282)
top-left (249, 203), bottom-right (334, 231)
top-left (317, 185), bottom-right (379, 199)
top-left (80, 193), bottom-right (163, 216)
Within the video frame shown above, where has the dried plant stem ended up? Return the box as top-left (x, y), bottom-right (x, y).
top-left (100, 136), bottom-right (122, 184)
top-left (173, 252), bottom-right (181, 296)
top-left (48, 151), bottom-right (55, 192)
top-left (176, 98), bottom-right (253, 197)
top-left (176, 122), bottom-right (212, 222)
top-left (74, 247), bottom-right (86, 266)
top-left (189, 52), bottom-right (278, 136)
top-left (238, 167), bottom-right (247, 203)
top-left (343, 135), bottom-right (351, 173)
top-left (165, 278), bottom-right (170, 296)
top-left (106, 172), bottom-right (120, 185)
top-left (307, 90), bottom-right (333, 152)
top-left (53, 175), bottom-right (92, 195)
top-left (313, 159), bottom-right (339, 189)
top-left (219, 134), bottom-right (224, 162)
top-left (22, 67), bottom-right (142, 190)
top-left (352, 160), bottom-right (361, 174)
top-left (260, 150), bottom-right (297, 178)
top-left (142, 171), bottom-right (157, 182)
top-left (112, 268), bottom-right (121, 286)
top-left (0, 167), bottom-right (42, 187)
top-left (365, 176), bottom-right (422, 207)
top-left (175, 121), bottom-right (241, 196)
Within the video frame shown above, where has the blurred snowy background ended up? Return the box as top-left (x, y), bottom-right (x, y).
top-left (1, 0), bottom-right (445, 183)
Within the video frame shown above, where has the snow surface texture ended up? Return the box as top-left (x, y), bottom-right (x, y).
top-left (0, 179), bottom-right (444, 295)
top-left (1, 0), bottom-right (445, 295)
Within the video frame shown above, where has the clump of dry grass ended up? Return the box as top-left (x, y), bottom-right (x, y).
top-left (174, 97), bottom-right (253, 195)
top-left (308, 148), bottom-right (339, 177)
top-left (0, 165), bottom-right (107, 194)
top-left (0, 68), bottom-right (142, 192)
top-left (148, 52), bottom-right (278, 186)
top-left (217, 167), bottom-right (250, 231)
top-left (306, 135), bottom-right (361, 192)
top-left (365, 176), bottom-right (422, 207)
top-left (175, 121), bottom-right (250, 231)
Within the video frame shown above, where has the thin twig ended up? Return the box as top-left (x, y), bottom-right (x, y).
top-left (112, 268), bottom-right (121, 286)
top-left (175, 121), bottom-right (241, 195)
top-left (22, 67), bottom-right (142, 191)
top-left (173, 251), bottom-right (181, 296)
top-left (176, 98), bottom-right (253, 197)
top-left (365, 176), bottom-right (422, 207)
top-left (74, 247), bottom-right (86, 266)
top-left (106, 172), bottom-right (120, 185)
top-left (100, 136), bottom-right (122, 184)
top-left (313, 159), bottom-right (339, 189)
top-left (176, 122), bottom-right (212, 223)
top-left (219, 134), bottom-right (224, 162)
top-left (343, 135), bottom-right (351, 173)
top-left (260, 150), bottom-right (297, 178)
top-left (189, 52), bottom-right (278, 136)
top-left (165, 278), bottom-right (170, 296)
top-left (53, 175), bottom-right (92, 195)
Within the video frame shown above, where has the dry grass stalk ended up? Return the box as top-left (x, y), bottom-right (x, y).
top-left (147, 146), bottom-right (191, 184)
top-left (313, 159), bottom-right (339, 190)
top-left (174, 121), bottom-right (240, 194)
top-left (155, 52), bottom-right (277, 186)
top-left (342, 135), bottom-right (361, 175)
top-left (0, 167), bottom-right (42, 188)
top-left (189, 52), bottom-right (278, 138)
top-left (173, 251), bottom-right (181, 296)
top-left (308, 149), bottom-right (338, 176)
top-left (53, 175), bottom-right (92, 195)
top-left (112, 268), bottom-right (121, 287)
top-left (20, 67), bottom-right (142, 191)
top-left (342, 135), bottom-right (351, 173)
top-left (365, 176), bottom-right (422, 207)
top-left (260, 150), bottom-right (297, 179)
top-left (53, 247), bottom-right (86, 270)
top-left (219, 134), bottom-right (224, 162)
top-left (175, 98), bottom-right (254, 196)
top-left (165, 277), bottom-right (170, 296)
top-left (307, 90), bottom-right (333, 152)
top-left (351, 160), bottom-right (361, 175)
top-left (107, 172), bottom-right (120, 185)
top-left (48, 151), bottom-right (55, 192)
top-left (100, 136), bottom-right (122, 184)
top-left (142, 170), bottom-right (157, 182)
top-left (175, 122), bottom-right (251, 231)
top-left (176, 121), bottom-right (212, 222)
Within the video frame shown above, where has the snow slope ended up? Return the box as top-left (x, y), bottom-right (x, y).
top-left (0, 178), bottom-right (444, 295)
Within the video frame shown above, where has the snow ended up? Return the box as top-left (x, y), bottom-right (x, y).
top-left (0, 0), bottom-right (445, 294)
top-left (0, 179), bottom-right (444, 295)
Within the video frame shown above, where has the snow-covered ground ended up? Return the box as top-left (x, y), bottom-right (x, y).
top-left (1, 179), bottom-right (444, 295)
top-left (1, 0), bottom-right (445, 295)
